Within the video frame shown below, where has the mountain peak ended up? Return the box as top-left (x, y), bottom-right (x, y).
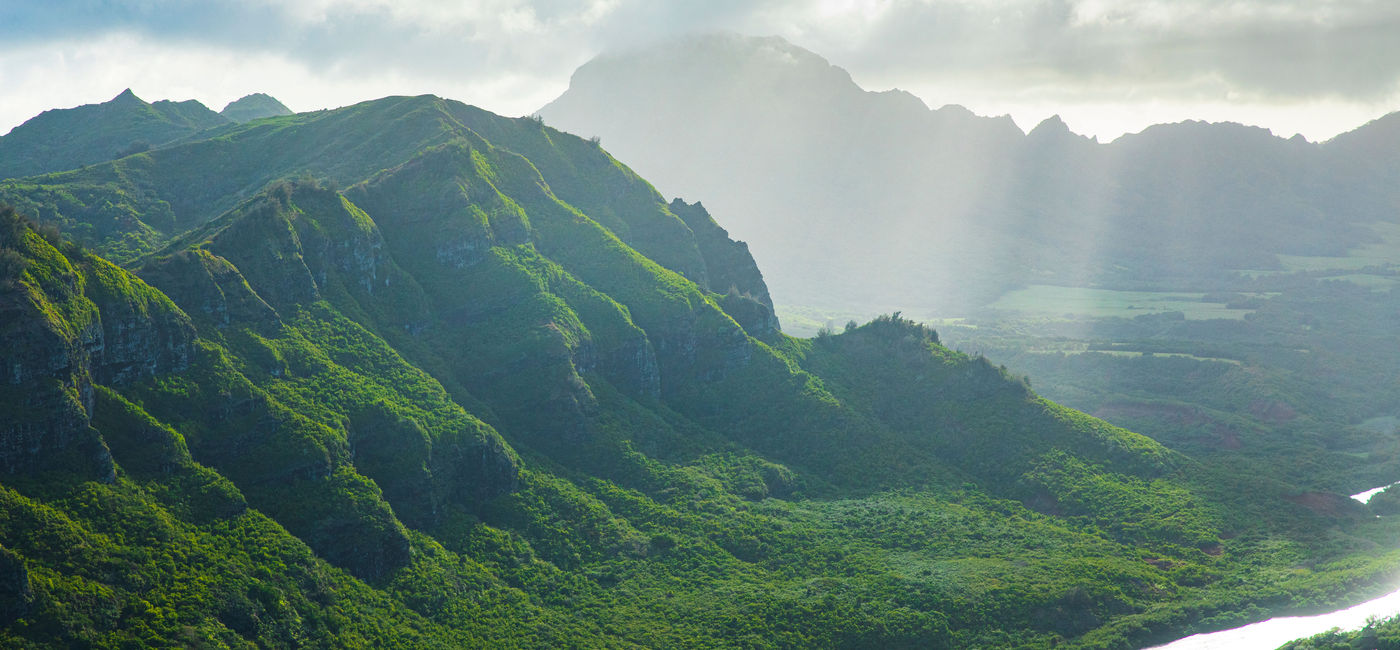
top-left (1027, 114), bottom-right (1091, 141)
top-left (1030, 114), bottom-right (1068, 134)
top-left (563, 32), bottom-right (855, 101)
top-left (112, 88), bottom-right (143, 104)
top-left (0, 89), bottom-right (227, 178)
top-left (220, 93), bottom-right (293, 123)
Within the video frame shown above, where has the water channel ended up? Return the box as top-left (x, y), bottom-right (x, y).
top-left (1145, 483), bottom-right (1399, 649)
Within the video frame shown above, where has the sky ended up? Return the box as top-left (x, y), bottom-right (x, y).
top-left (2, 0), bottom-right (1399, 142)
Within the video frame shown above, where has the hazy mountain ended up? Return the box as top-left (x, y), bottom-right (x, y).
top-left (540, 34), bottom-right (1025, 318)
top-left (1, 93), bottom-right (1389, 647)
top-left (540, 34), bottom-right (1400, 325)
top-left (0, 89), bottom-right (230, 180)
top-left (220, 92), bottom-right (294, 123)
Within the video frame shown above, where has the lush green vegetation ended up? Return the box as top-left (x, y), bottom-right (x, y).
top-left (3, 94), bottom-right (1400, 650)
top-left (1279, 614), bottom-right (1400, 649)
top-left (0, 89), bottom-right (229, 181)
top-left (1280, 615), bottom-right (1400, 649)
top-left (941, 265), bottom-right (1400, 497)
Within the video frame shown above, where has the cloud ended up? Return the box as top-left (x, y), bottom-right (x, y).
top-left (782, 0), bottom-right (1400, 102)
top-left (1, 0), bottom-right (1398, 139)
top-left (5, 0), bottom-right (1400, 100)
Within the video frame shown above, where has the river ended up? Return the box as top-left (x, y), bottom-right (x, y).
top-left (1144, 483), bottom-right (1398, 649)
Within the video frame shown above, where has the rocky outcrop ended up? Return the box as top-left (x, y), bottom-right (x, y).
top-left (718, 291), bottom-right (781, 341)
top-left (593, 333), bottom-right (661, 399)
top-left (649, 308), bottom-right (754, 391)
top-left (667, 199), bottom-right (780, 341)
top-left (201, 192), bottom-right (322, 308)
top-left (669, 199), bottom-right (776, 312)
top-left (0, 223), bottom-right (191, 480)
top-left (85, 258), bottom-right (195, 384)
top-left (0, 256), bottom-right (113, 479)
top-left (240, 186), bottom-right (392, 299)
top-left (139, 249), bottom-right (279, 329)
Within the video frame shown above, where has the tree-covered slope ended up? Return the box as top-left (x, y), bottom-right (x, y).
top-left (2, 96), bottom-right (1399, 649)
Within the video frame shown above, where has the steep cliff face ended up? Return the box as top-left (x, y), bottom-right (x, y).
top-left (137, 249), bottom-right (279, 328)
top-left (0, 210), bottom-right (193, 480)
top-left (670, 198), bottom-right (781, 339)
top-left (0, 241), bottom-right (105, 479)
top-left (84, 255), bottom-right (195, 385)
top-left (669, 199), bottom-right (774, 309)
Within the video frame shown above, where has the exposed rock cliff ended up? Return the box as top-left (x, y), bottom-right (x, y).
top-left (0, 211), bottom-right (193, 480)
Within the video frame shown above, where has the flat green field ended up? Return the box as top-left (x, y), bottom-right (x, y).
top-left (1277, 222), bottom-right (1400, 272)
top-left (985, 285), bottom-right (1253, 320)
top-left (1082, 349), bottom-right (1243, 364)
top-left (1318, 273), bottom-right (1400, 289)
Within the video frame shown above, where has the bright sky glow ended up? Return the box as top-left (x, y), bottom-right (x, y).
top-left (2, 0), bottom-right (1398, 142)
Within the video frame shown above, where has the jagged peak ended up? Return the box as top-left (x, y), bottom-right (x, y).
top-left (1026, 114), bottom-right (1096, 144)
top-left (111, 88), bottom-right (143, 104)
top-left (1030, 114), bottom-right (1069, 135)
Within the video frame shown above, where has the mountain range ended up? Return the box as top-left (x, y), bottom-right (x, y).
top-left (539, 33), bottom-right (1400, 326)
top-left (0, 87), bottom-right (1398, 648)
top-left (0, 90), bottom-right (291, 181)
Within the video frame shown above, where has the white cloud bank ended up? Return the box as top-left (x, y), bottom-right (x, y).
top-left (2, 0), bottom-right (1398, 141)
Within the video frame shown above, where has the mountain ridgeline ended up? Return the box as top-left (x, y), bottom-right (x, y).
top-left (0, 90), bottom-right (294, 182)
top-left (0, 93), bottom-right (1398, 648)
top-left (538, 33), bottom-right (1400, 323)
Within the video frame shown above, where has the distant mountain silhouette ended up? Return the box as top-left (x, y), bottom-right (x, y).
top-left (540, 33), bottom-right (1400, 322)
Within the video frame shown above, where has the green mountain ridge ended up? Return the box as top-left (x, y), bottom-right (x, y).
top-left (0, 90), bottom-right (231, 180)
top-left (1, 95), bottom-right (1398, 648)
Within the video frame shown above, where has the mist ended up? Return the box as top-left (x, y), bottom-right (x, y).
top-left (538, 33), bottom-right (1400, 333)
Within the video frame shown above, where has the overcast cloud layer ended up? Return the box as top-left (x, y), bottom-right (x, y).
top-left (3, 0), bottom-right (1399, 141)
